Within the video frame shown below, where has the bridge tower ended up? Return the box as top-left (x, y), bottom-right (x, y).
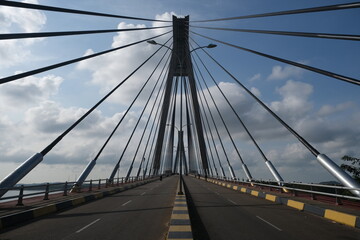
top-left (151, 16), bottom-right (209, 176)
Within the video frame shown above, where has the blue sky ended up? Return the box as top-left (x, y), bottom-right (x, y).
top-left (0, 0), bottom-right (359, 183)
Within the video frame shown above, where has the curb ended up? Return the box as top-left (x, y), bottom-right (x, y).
top-left (202, 177), bottom-right (360, 229)
top-left (167, 182), bottom-right (193, 240)
top-left (0, 179), bottom-right (157, 230)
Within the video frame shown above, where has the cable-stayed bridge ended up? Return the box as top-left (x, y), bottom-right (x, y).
top-left (0, 1), bottom-right (359, 239)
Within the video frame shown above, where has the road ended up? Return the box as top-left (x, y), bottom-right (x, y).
top-left (0, 176), bottom-right (178, 240)
top-left (184, 176), bottom-right (360, 240)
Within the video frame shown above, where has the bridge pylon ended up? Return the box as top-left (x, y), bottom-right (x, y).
top-left (151, 16), bottom-right (209, 176)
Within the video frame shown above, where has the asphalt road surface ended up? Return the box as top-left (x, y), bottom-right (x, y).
top-left (184, 176), bottom-right (360, 240)
top-left (0, 176), bottom-right (178, 240)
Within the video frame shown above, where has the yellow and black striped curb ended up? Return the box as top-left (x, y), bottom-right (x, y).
top-left (202, 178), bottom-right (360, 229)
top-left (0, 179), bottom-right (157, 230)
top-left (167, 193), bottom-right (193, 240)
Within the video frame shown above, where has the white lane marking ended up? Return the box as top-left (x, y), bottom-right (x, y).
top-left (227, 199), bottom-right (236, 205)
top-left (214, 192), bottom-right (220, 195)
top-left (256, 216), bottom-right (282, 231)
top-left (140, 192), bottom-right (146, 196)
top-left (122, 200), bottom-right (132, 206)
top-left (76, 218), bottom-right (101, 233)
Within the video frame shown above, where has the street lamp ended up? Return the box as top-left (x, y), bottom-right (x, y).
top-left (190, 44), bottom-right (217, 53)
top-left (147, 40), bottom-right (217, 54)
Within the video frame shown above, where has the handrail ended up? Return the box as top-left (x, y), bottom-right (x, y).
top-left (0, 175), bottom-right (156, 204)
top-left (199, 175), bottom-right (360, 202)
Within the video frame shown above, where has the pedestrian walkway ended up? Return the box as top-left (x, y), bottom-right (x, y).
top-left (0, 177), bottom-right (158, 230)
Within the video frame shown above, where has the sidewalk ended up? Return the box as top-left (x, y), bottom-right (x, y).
top-left (0, 178), bottom-right (158, 230)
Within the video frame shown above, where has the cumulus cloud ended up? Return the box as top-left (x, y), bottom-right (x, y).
top-left (0, 12), bottom-right (177, 182)
top-left (267, 64), bottom-right (304, 81)
top-left (201, 73), bottom-right (360, 182)
top-left (248, 73), bottom-right (261, 82)
top-left (77, 12), bottom-right (175, 107)
top-left (0, 0), bottom-right (46, 67)
top-left (318, 102), bottom-right (353, 116)
top-left (0, 76), bottom-right (146, 183)
top-left (250, 87), bottom-right (261, 97)
top-left (271, 80), bottom-right (313, 122)
top-left (1, 8), bottom-right (359, 184)
top-left (0, 96), bottom-right (145, 174)
top-left (0, 75), bottom-right (63, 108)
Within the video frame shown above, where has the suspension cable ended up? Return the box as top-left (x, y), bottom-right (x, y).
top-left (136, 66), bottom-right (169, 178)
top-left (142, 71), bottom-right (169, 177)
top-left (192, 31), bottom-right (360, 86)
top-left (40, 38), bottom-right (168, 156)
top-left (194, 67), bottom-right (234, 177)
top-left (169, 77), bottom-right (180, 173)
top-left (191, 26), bottom-right (360, 41)
top-left (192, 55), bottom-right (247, 165)
top-left (193, 64), bottom-right (236, 178)
top-left (0, 26), bottom-right (171, 40)
top-left (190, 40), bottom-right (270, 163)
top-left (146, 70), bottom-right (179, 176)
top-left (165, 76), bottom-right (178, 173)
top-left (184, 79), bottom-right (210, 175)
top-left (185, 78), bottom-right (215, 176)
top-left (198, 46), bottom-right (321, 157)
top-left (195, 78), bottom-right (226, 178)
top-left (125, 50), bottom-right (172, 179)
top-left (0, 31), bottom-right (171, 85)
top-left (191, 2), bottom-right (360, 22)
top-left (108, 42), bottom-right (172, 180)
top-left (184, 77), bottom-right (202, 175)
top-left (0, 1), bottom-right (171, 22)
top-left (91, 40), bottom-right (171, 173)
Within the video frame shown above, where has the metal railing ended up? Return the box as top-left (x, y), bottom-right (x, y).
top-left (0, 175), bottom-right (153, 206)
top-left (197, 175), bottom-right (360, 204)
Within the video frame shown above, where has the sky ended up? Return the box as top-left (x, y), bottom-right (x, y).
top-left (0, 0), bottom-right (359, 184)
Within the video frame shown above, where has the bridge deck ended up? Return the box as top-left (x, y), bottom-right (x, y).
top-left (0, 176), bottom-right (178, 239)
top-left (184, 176), bottom-right (360, 240)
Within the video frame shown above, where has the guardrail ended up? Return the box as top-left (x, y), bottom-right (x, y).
top-left (197, 175), bottom-right (360, 204)
top-left (0, 176), bottom-right (152, 206)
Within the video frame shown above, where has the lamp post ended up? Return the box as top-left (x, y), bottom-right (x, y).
top-left (147, 40), bottom-right (217, 74)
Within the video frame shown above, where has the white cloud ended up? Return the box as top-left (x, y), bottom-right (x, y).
top-left (76, 12), bottom-right (174, 107)
top-left (0, 75), bottom-right (63, 108)
top-left (250, 87), bottom-right (261, 97)
top-left (271, 80), bottom-right (313, 121)
top-left (1, 12), bottom-right (177, 183)
top-left (318, 102), bottom-right (353, 116)
top-left (0, 0), bottom-right (45, 33)
top-left (0, 0), bottom-right (46, 67)
top-left (203, 75), bottom-right (360, 182)
top-left (0, 8), bottom-right (359, 185)
top-left (0, 70), bottom-right (146, 182)
top-left (267, 64), bottom-right (304, 81)
top-left (248, 73), bottom-right (261, 82)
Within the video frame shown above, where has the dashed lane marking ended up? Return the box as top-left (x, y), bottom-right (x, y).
top-left (122, 200), bottom-right (132, 206)
top-left (76, 218), bottom-right (101, 233)
top-left (256, 216), bottom-right (282, 232)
